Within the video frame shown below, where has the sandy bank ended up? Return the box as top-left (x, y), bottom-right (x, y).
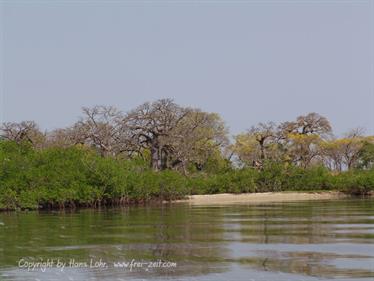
top-left (174, 191), bottom-right (352, 205)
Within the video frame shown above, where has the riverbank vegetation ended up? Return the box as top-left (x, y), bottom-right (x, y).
top-left (1, 99), bottom-right (374, 210)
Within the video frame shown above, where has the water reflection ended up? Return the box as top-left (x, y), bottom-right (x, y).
top-left (0, 199), bottom-right (373, 280)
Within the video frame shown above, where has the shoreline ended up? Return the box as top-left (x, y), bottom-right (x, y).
top-left (174, 191), bottom-right (370, 205)
top-left (1, 191), bottom-right (372, 212)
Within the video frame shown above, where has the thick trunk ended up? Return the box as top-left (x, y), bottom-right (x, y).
top-left (151, 142), bottom-right (160, 171)
top-left (161, 148), bottom-right (168, 170)
top-left (259, 139), bottom-right (265, 161)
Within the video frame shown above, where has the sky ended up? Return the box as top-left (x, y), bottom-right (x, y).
top-left (1, 0), bottom-right (374, 137)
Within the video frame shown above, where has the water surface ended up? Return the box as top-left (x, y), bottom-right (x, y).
top-left (0, 199), bottom-right (373, 281)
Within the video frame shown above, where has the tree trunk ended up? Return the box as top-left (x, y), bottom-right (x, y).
top-left (161, 147), bottom-right (168, 170)
top-left (259, 139), bottom-right (265, 161)
top-left (151, 141), bottom-right (160, 171)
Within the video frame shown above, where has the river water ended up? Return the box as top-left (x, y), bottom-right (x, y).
top-left (0, 198), bottom-right (373, 281)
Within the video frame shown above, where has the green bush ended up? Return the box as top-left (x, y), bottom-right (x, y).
top-left (1, 140), bottom-right (373, 211)
top-left (330, 169), bottom-right (374, 195)
top-left (256, 162), bottom-right (285, 192)
top-left (283, 165), bottom-right (330, 191)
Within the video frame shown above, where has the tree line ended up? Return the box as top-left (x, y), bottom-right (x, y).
top-left (1, 99), bottom-right (228, 173)
top-left (1, 99), bottom-right (374, 210)
top-left (2, 99), bottom-right (373, 172)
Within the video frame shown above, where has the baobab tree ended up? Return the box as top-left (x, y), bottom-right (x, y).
top-left (77, 106), bottom-right (124, 157)
top-left (123, 99), bottom-right (190, 170)
top-left (0, 121), bottom-right (45, 147)
top-left (249, 122), bottom-right (277, 163)
top-left (231, 122), bottom-right (278, 168)
top-left (122, 99), bottom-right (229, 172)
top-left (279, 113), bottom-right (332, 168)
top-left (166, 110), bottom-right (228, 172)
top-left (46, 123), bottom-right (88, 148)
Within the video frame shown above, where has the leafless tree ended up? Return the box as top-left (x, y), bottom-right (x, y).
top-left (1, 121), bottom-right (45, 146)
top-left (78, 106), bottom-right (124, 157)
top-left (46, 123), bottom-right (88, 148)
top-left (123, 99), bottom-right (189, 170)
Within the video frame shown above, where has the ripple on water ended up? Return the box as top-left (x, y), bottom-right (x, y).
top-left (0, 198), bottom-right (373, 280)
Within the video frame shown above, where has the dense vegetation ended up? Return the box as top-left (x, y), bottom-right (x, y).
top-left (0, 140), bottom-right (373, 210)
top-left (1, 99), bottom-right (374, 210)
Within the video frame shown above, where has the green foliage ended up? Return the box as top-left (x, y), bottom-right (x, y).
top-left (195, 150), bottom-right (233, 174)
top-left (282, 165), bottom-right (331, 191)
top-left (358, 142), bottom-right (374, 169)
top-left (256, 162), bottom-right (285, 192)
top-left (0, 140), bottom-right (373, 211)
top-left (0, 141), bottom-right (191, 210)
top-left (187, 169), bottom-right (258, 194)
top-left (328, 169), bottom-right (374, 195)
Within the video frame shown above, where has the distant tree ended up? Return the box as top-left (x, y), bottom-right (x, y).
top-left (0, 121), bottom-right (45, 147)
top-left (339, 129), bottom-right (366, 170)
top-left (278, 113), bottom-right (332, 168)
top-left (231, 122), bottom-right (279, 168)
top-left (320, 139), bottom-right (345, 171)
top-left (279, 112), bottom-right (332, 137)
top-left (123, 99), bottom-right (229, 172)
top-left (320, 129), bottom-right (369, 171)
top-left (46, 121), bottom-right (92, 148)
top-left (357, 137), bottom-right (374, 169)
top-left (78, 106), bottom-right (124, 157)
top-left (231, 132), bottom-right (259, 167)
top-left (287, 133), bottom-right (322, 168)
top-left (123, 99), bottom-right (190, 171)
top-left (167, 110), bottom-right (228, 173)
top-left (249, 122), bottom-right (277, 162)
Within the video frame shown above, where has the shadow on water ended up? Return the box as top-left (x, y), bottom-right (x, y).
top-left (0, 198), bottom-right (373, 280)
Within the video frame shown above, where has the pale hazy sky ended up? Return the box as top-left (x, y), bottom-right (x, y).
top-left (1, 0), bottom-right (374, 136)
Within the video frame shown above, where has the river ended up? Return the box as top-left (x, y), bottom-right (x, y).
top-left (0, 198), bottom-right (373, 281)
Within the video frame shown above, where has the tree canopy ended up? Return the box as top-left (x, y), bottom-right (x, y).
top-left (1, 100), bottom-right (373, 173)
